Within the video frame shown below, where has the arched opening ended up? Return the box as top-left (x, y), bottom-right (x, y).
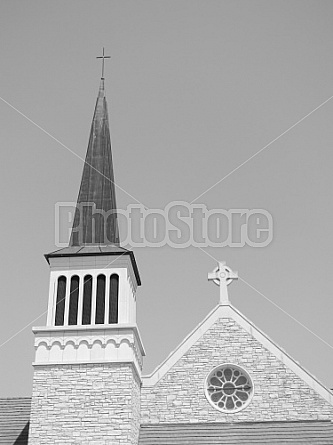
top-left (68, 275), bottom-right (80, 325)
top-left (55, 276), bottom-right (66, 326)
top-left (95, 274), bottom-right (106, 324)
top-left (82, 275), bottom-right (93, 325)
top-left (109, 274), bottom-right (119, 324)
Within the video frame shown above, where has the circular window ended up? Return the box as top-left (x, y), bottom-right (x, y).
top-left (205, 364), bottom-right (253, 413)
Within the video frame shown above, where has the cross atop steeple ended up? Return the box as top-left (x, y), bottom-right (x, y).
top-left (208, 261), bottom-right (238, 305)
top-left (97, 47), bottom-right (111, 79)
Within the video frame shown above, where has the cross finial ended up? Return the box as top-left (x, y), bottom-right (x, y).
top-left (208, 261), bottom-right (238, 305)
top-left (96, 47), bottom-right (111, 80)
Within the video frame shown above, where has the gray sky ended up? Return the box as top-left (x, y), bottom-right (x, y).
top-left (1, 0), bottom-right (333, 396)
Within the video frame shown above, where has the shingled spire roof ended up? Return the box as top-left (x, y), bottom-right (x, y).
top-left (70, 78), bottom-right (119, 247)
top-left (45, 79), bottom-right (140, 284)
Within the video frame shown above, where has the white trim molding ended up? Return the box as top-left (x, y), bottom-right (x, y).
top-left (33, 324), bottom-right (146, 377)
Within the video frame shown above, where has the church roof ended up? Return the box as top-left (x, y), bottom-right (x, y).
top-left (0, 398), bottom-right (30, 444)
top-left (138, 421), bottom-right (333, 444)
top-left (69, 78), bottom-right (119, 247)
top-left (2, 400), bottom-right (333, 445)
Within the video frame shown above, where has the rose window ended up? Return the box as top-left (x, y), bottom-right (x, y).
top-left (205, 364), bottom-right (253, 413)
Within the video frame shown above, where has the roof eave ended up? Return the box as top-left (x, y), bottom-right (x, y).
top-left (44, 249), bottom-right (141, 286)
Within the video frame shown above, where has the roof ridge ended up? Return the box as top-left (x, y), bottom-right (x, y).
top-left (140, 419), bottom-right (333, 427)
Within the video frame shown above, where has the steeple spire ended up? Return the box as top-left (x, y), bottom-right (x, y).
top-left (69, 79), bottom-right (119, 246)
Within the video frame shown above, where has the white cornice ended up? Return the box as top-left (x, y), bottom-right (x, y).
top-left (33, 323), bottom-right (146, 356)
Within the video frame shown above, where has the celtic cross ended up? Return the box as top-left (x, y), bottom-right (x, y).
top-left (208, 261), bottom-right (238, 305)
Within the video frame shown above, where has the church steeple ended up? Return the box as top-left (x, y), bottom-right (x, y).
top-left (30, 63), bottom-right (143, 445)
top-left (70, 78), bottom-right (119, 246)
top-left (44, 71), bottom-right (141, 328)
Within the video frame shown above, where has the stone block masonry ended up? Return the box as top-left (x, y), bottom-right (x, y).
top-left (28, 363), bottom-right (141, 445)
top-left (141, 317), bottom-right (333, 423)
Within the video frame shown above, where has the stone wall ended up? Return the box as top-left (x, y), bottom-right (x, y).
top-left (29, 363), bottom-right (141, 445)
top-left (141, 317), bottom-right (333, 423)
